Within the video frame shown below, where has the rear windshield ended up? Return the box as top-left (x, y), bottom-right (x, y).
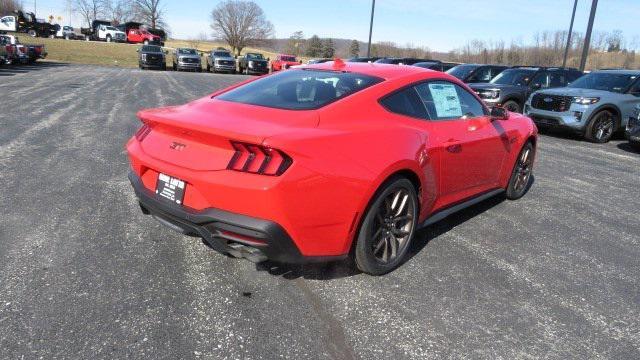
top-left (217, 69), bottom-right (382, 110)
top-left (490, 69), bottom-right (536, 86)
top-left (280, 56), bottom-right (296, 62)
top-left (568, 72), bottom-right (638, 93)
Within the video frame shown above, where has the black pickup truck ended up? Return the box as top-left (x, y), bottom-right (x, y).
top-left (237, 52), bottom-right (269, 75)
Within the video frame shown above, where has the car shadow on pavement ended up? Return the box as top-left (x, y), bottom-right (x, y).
top-left (254, 259), bottom-right (360, 280)
top-left (0, 61), bottom-right (69, 76)
top-left (616, 142), bottom-right (640, 154)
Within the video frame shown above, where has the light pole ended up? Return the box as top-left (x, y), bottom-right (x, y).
top-left (366, 0), bottom-right (375, 57)
top-left (579, 0), bottom-right (599, 71)
top-left (562, 0), bottom-right (578, 68)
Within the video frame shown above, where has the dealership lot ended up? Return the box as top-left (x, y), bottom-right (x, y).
top-left (1, 63), bottom-right (639, 359)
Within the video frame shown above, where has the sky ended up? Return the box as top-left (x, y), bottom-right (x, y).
top-left (30, 0), bottom-right (640, 52)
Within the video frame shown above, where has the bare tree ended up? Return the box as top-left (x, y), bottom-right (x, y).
top-left (73, 0), bottom-right (107, 27)
top-left (210, 0), bottom-right (274, 56)
top-left (105, 0), bottom-right (135, 25)
top-left (132, 0), bottom-right (165, 29)
top-left (0, 0), bottom-right (21, 15)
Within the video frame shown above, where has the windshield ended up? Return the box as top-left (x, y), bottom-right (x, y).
top-left (178, 48), bottom-right (197, 55)
top-left (490, 69), bottom-right (536, 86)
top-left (106, 26), bottom-right (118, 31)
top-left (214, 51), bottom-right (231, 57)
top-left (247, 53), bottom-right (264, 60)
top-left (446, 65), bottom-right (479, 79)
top-left (217, 69), bottom-right (382, 110)
top-left (141, 45), bottom-right (162, 53)
top-left (568, 72), bottom-right (638, 93)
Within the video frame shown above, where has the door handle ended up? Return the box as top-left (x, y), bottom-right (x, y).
top-left (445, 139), bottom-right (462, 153)
top-left (446, 144), bottom-right (462, 153)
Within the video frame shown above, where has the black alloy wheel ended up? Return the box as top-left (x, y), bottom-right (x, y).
top-left (355, 177), bottom-right (418, 275)
top-left (506, 142), bottom-right (534, 200)
top-left (586, 110), bottom-right (616, 143)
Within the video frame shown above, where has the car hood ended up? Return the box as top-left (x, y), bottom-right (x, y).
top-left (536, 87), bottom-right (616, 98)
top-left (469, 83), bottom-right (524, 92)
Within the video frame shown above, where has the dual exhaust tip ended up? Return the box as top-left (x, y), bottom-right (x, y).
top-left (226, 243), bottom-right (268, 263)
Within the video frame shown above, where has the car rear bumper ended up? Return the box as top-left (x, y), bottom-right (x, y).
top-left (129, 171), bottom-right (343, 264)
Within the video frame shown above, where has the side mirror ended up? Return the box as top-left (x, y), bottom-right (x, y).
top-left (490, 107), bottom-right (509, 120)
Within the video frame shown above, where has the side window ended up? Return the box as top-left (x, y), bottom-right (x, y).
top-left (379, 87), bottom-right (427, 119)
top-left (549, 72), bottom-right (566, 87)
top-left (567, 71), bottom-right (583, 83)
top-left (531, 72), bottom-right (549, 88)
top-left (628, 80), bottom-right (640, 96)
top-left (469, 67), bottom-right (492, 82)
top-left (491, 67), bottom-right (505, 79)
top-left (415, 81), bottom-right (486, 121)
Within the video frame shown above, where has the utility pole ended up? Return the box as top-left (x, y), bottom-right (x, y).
top-left (579, 0), bottom-right (599, 71)
top-left (366, 0), bottom-right (375, 57)
top-left (562, 0), bottom-right (578, 68)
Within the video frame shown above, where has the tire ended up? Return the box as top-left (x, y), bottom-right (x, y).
top-left (206, 62), bottom-right (210, 72)
top-left (503, 100), bottom-right (521, 113)
top-left (354, 177), bottom-right (419, 275)
top-left (173, 62), bottom-right (177, 71)
top-left (161, 64), bottom-right (166, 71)
top-left (28, 30), bottom-right (36, 37)
top-left (506, 141), bottom-right (535, 200)
top-left (585, 110), bottom-right (617, 143)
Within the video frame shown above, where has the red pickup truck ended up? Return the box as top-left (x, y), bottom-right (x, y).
top-left (270, 54), bottom-right (301, 72)
top-left (126, 28), bottom-right (162, 45)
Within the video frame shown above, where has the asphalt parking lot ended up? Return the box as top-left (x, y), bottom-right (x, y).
top-left (1, 63), bottom-right (639, 359)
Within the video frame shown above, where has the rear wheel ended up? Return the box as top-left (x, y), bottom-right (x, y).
top-left (585, 110), bottom-right (616, 143)
top-left (354, 177), bottom-right (418, 275)
top-left (506, 142), bottom-right (535, 200)
top-left (503, 100), bottom-right (521, 113)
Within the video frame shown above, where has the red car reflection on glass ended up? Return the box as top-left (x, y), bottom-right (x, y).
top-left (270, 54), bottom-right (301, 72)
top-left (126, 61), bottom-right (537, 275)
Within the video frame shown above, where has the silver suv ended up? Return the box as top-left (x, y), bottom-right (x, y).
top-left (525, 70), bottom-right (640, 143)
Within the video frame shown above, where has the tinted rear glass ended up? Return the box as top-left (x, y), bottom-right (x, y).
top-left (217, 69), bottom-right (382, 110)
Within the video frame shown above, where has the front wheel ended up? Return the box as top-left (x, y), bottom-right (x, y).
top-left (28, 30), bottom-right (37, 37)
top-left (354, 177), bottom-right (418, 275)
top-left (502, 100), bottom-right (521, 113)
top-left (506, 141), bottom-right (535, 200)
top-left (585, 110), bottom-right (616, 143)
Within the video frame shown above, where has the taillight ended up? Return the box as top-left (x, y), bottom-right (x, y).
top-left (227, 141), bottom-right (292, 176)
top-left (134, 124), bottom-right (151, 141)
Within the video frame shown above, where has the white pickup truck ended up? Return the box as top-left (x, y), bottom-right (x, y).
top-left (81, 21), bottom-right (126, 42)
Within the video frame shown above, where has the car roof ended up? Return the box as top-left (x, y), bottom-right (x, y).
top-left (593, 69), bottom-right (640, 75)
top-left (301, 61), bottom-right (437, 80)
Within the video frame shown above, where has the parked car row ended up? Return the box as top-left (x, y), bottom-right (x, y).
top-left (0, 33), bottom-right (47, 65)
top-left (346, 56), bottom-right (640, 146)
top-left (137, 46), bottom-right (294, 76)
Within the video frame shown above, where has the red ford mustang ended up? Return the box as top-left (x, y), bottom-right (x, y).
top-left (127, 61), bottom-right (537, 275)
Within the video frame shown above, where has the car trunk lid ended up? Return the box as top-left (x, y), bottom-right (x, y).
top-left (138, 98), bottom-right (319, 171)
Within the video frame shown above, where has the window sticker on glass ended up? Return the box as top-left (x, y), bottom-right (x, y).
top-left (428, 83), bottom-right (462, 118)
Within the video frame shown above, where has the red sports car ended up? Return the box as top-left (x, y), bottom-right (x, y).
top-left (127, 61), bottom-right (537, 275)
